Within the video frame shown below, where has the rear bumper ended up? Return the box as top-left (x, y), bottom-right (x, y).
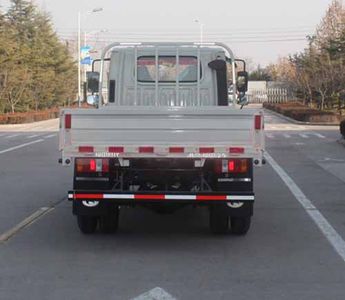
top-left (68, 191), bottom-right (254, 204)
top-left (70, 191), bottom-right (255, 217)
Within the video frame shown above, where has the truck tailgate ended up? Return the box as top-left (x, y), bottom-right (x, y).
top-left (59, 106), bottom-right (264, 163)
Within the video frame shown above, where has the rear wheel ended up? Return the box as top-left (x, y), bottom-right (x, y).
top-left (231, 216), bottom-right (251, 235)
top-left (99, 206), bottom-right (120, 234)
top-left (209, 206), bottom-right (230, 234)
top-left (77, 216), bottom-right (98, 234)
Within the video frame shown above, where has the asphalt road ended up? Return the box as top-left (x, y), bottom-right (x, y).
top-left (0, 109), bottom-right (345, 300)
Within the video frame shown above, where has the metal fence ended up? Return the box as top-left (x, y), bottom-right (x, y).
top-left (247, 88), bottom-right (291, 103)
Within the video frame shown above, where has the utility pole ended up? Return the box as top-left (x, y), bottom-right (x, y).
top-left (77, 8), bottom-right (103, 107)
top-left (77, 11), bottom-right (81, 107)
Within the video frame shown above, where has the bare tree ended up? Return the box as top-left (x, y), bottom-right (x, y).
top-left (4, 67), bottom-right (31, 113)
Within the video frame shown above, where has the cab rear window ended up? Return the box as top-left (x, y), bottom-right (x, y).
top-left (137, 56), bottom-right (201, 83)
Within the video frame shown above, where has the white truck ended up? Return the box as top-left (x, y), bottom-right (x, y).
top-left (59, 42), bottom-right (265, 235)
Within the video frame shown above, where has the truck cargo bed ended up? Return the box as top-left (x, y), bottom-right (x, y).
top-left (59, 106), bottom-right (264, 164)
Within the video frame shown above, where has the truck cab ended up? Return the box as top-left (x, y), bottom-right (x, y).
top-left (60, 42), bottom-right (264, 235)
top-left (104, 47), bottom-right (226, 106)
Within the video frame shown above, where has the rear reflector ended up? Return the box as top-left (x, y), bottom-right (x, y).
top-left (70, 193), bottom-right (255, 201)
top-left (196, 195), bottom-right (227, 201)
top-left (139, 147), bottom-right (154, 153)
top-left (135, 194), bottom-right (165, 200)
top-left (199, 147), bottom-right (214, 154)
top-left (255, 115), bottom-right (262, 130)
top-left (75, 194), bottom-right (104, 200)
top-left (109, 147), bottom-right (124, 153)
top-left (79, 146), bottom-right (94, 153)
top-left (169, 147), bottom-right (184, 153)
top-left (230, 147), bottom-right (245, 154)
top-left (65, 114), bottom-right (71, 129)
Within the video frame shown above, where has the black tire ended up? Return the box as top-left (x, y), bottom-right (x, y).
top-left (340, 120), bottom-right (345, 139)
top-left (77, 216), bottom-right (98, 234)
top-left (99, 207), bottom-right (119, 234)
top-left (209, 206), bottom-right (230, 234)
top-left (231, 217), bottom-right (251, 235)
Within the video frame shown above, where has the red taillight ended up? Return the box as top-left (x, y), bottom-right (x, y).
top-left (228, 159), bottom-right (248, 173)
top-left (215, 159), bottom-right (249, 174)
top-left (65, 114), bottom-right (71, 129)
top-left (255, 115), bottom-right (262, 130)
top-left (89, 159), bottom-right (97, 172)
top-left (76, 158), bottom-right (110, 173)
top-left (214, 160), bottom-right (223, 174)
top-left (76, 159), bottom-right (89, 173)
top-left (228, 160), bottom-right (235, 172)
top-left (102, 159), bottom-right (109, 172)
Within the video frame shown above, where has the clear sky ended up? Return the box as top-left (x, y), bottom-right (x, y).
top-left (1, 0), bottom-right (336, 66)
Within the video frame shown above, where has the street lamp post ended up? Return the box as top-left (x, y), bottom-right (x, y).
top-left (77, 8), bottom-right (103, 107)
top-left (194, 19), bottom-right (204, 44)
top-left (77, 11), bottom-right (81, 107)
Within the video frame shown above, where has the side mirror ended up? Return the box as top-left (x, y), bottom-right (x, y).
top-left (237, 71), bottom-right (248, 93)
top-left (86, 71), bottom-right (100, 93)
top-left (86, 95), bottom-right (99, 106)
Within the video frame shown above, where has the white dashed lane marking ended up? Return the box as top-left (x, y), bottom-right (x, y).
top-left (266, 132), bottom-right (330, 141)
top-left (132, 287), bottom-right (176, 300)
top-left (299, 133), bottom-right (309, 139)
top-left (0, 139), bottom-right (44, 155)
top-left (0, 207), bottom-right (54, 243)
top-left (5, 134), bottom-right (21, 139)
top-left (27, 134), bottom-right (40, 139)
top-left (43, 134), bottom-right (57, 139)
top-left (28, 133), bottom-right (57, 139)
top-left (311, 132), bottom-right (326, 139)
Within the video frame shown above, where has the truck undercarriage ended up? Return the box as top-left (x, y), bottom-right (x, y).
top-left (70, 157), bottom-right (255, 234)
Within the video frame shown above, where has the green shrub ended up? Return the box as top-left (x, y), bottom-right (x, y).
top-left (0, 109), bottom-right (60, 124)
top-left (264, 102), bottom-right (340, 123)
top-left (0, 115), bottom-right (9, 124)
